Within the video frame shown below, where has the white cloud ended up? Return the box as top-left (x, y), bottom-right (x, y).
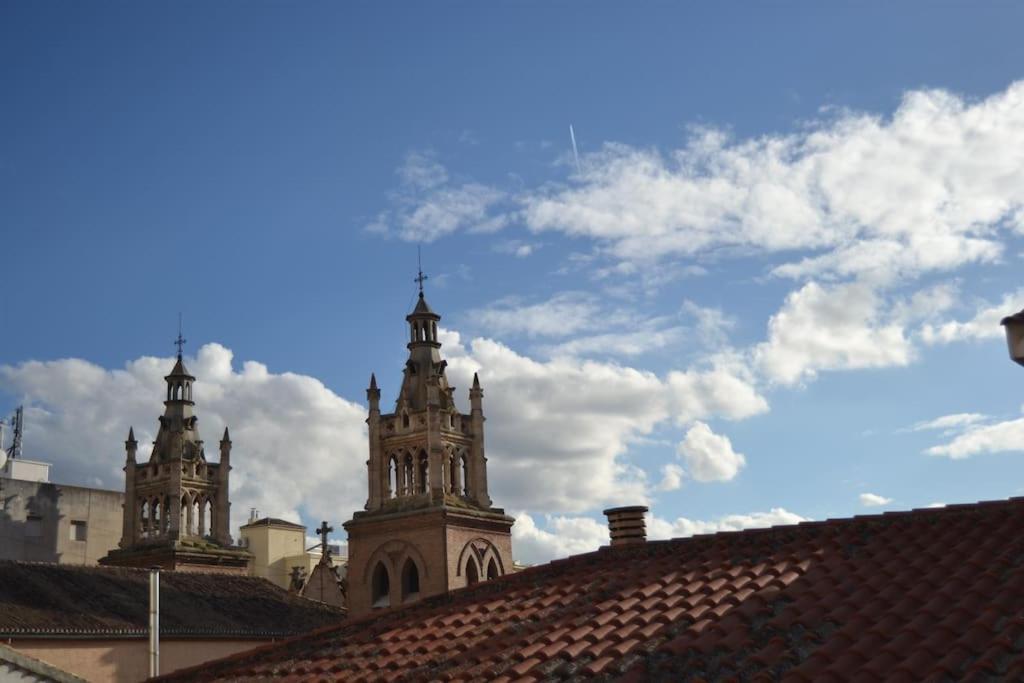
top-left (667, 356), bottom-right (769, 423)
top-left (511, 512), bottom-right (609, 565)
top-left (521, 83), bottom-right (1024, 282)
top-left (646, 507), bottom-right (808, 540)
top-left (493, 239), bottom-right (540, 258)
top-left (859, 492), bottom-right (893, 507)
top-left (543, 326), bottom-right (686, 358)
top-left (657, 463), bottom-right (685, 492)
top-left (921, 289), bottom-right (1024, 345)
top-left (676, 421), bottom-right (746, 483)
top-left (910, 412), bottom-right (988, 432)
top-left (755, 281), bottom-right (913, 385)
top-left (440, 330), bottom-right (664, 512)
top-left (367, 151), bottom-right (509, 242)
top-left (513, 506), bottom-right (809, 564)
top-left (926, 415), bottom-right (1024, 459)
top-left (471, 292), bottom-right (600, 338)
top-left (0, 345), bottom-right (369, 539)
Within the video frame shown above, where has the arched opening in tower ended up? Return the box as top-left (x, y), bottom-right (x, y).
top-left (417, 451), bottom-right (428, 494)
top-left (487, 558), bottom-right (499, 580)
top-left (401, 558), bottom-right (420, 601)
top-left (466, 557), bottom-right (479, 587)
top-left (371, 562), bottom-right (391, 608)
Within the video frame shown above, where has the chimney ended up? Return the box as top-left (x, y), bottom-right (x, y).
top-left (604, 506), bottom-right (649, 546)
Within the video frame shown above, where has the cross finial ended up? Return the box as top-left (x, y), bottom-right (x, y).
top-left (415, 245), bottom-right (428, 294)
top-left (174, 313), bottom-right (187, 359)
top-left (317, 520), bottom-right (334, 557)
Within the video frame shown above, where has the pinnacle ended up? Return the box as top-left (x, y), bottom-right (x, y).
top-left (369, 373), bottom-right (378, 390)
top-left (221, 426), bottom-right (231, 442)
top-left (472, 372), bottom-right (481, 389)
top-left (127, 426), bottom-right (136, 442)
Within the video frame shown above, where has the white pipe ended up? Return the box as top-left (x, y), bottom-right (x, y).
top-left (149, 567), bottom-right (160, 677)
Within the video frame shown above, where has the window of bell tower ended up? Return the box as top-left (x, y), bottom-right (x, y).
top-left (401, 558), bottom-right (420, 601)
top-left (372, 563), bottom-right (391, 608)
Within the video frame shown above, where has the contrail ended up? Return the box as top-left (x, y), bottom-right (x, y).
top-left (569, 124), bottom-right (581, 174)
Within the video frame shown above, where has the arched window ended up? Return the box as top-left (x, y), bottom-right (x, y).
top-left (180, 495), bottom-right (188, 532)
top-left (403, 453), bottom-right (414, 496)
top-left (401, 558), bottom-right (420, 601)
top-left (371, 562), bottom-right (391, 608)
top-left (163, 496), bottom-right (171, 533)
top-left (191, 498), bottom-right (200, 535)
top-left (418, 451), bottom-right (428, 494)
top-left (186, 382), bottom-right (192, 401)
top-left (487, 558), bottom-right (499, 581)
top-left (432, 322), bottom-right (437, 340)
top-left (203, 498), bottom-right (213, 536)
top-left (151, 498), bottom-right (161, 537)
top-left (140, 500), bottom-right (149, 537)
top-left (466, 558), bottom-right (479, 587)
top-left (462, 454), bottom-right (470, 497)
top-left (402, 413), bottom-right (410, 428)
top-left (388, 455), bottom-right (398, 498)
top-left (449, 453), bottom-right (459, 493)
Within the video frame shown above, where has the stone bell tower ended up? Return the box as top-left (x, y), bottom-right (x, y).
top-left (344, 279), bottom-right (514, 615)
top-left (101, 336), bottom-right (250, 573)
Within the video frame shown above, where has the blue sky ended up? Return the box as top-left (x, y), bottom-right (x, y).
top-left (4, 2), bottom-right (1024, 562)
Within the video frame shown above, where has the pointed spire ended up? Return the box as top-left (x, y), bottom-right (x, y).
top-left (127, 426), bottom-right (136, 443)
top-left (472, 372), bottom-right (480, 389)
top-left (221, 426), bottom-right (231, 443)
top-left (369, 373), bottom-right (378, 391)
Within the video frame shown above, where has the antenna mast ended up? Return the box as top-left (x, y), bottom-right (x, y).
top-left (8, 406), bottom-right (23, 461)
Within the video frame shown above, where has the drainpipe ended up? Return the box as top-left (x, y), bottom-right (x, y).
top-left (149, 567), bottom-right (160, 677)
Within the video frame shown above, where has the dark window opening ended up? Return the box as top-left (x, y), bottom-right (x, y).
top-left (372, 562), bottom-right (391, 608)
top-left (401, 559), bottom-right (420, 601)
top-left (487, 558), bottom-right (498, 580)
top-left (466, 558), bottom-right (479, 587)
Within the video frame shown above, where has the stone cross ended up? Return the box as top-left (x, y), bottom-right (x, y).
top-left (415, 246), bottom-right (428, 293)
top-left (174, 313), bottom-right (187, 359)
top-left (318, 520), bottom-right (333, 557)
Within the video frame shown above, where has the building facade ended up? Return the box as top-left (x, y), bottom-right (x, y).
top-left (100, 352), bottom-right (249, 573)
top-left (344, 290), bottom-right (514, 615)
top-left (0, 467), bottom-right (123, 566)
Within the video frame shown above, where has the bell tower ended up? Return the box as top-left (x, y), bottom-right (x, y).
top-left (345, 281), bottom-right (514, 615)
top-left (101, 333), bottom-right (250, 573)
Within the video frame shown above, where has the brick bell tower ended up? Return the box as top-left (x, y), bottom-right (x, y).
top-left (101, 332), bottom-right (250, 573)
top-left (344, 275), bottom-right (514, 615)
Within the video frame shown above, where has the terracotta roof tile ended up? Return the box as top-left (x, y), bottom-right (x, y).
top-left (0, 561), bottom-right (344, 638)
top-left (157, 497), bottom-right (1024, 681)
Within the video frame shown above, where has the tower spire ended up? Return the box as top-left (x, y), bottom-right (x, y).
top-left (174, 313), bottom-right (187, 360)
top-left (414, 245), bottom-right (428, 295)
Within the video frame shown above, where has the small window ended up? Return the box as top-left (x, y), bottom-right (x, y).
top-left (25, 515), bottom-right (43, 538)
top-left (401, 559), bottom-right (420, 601)
top-left (70, 520), bottom-right (88, 542)
top-left (466, 558), bottom-right (479, 587)
top-left (371, 562), bottom-right (391, 608)
top-left (487, 558), bottom-right (498, 581)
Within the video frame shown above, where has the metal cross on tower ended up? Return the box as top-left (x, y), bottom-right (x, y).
top-left (415, 246), bottom-right (428, 293)
top-left (317, 520), bottom-right (334, 557)
top-left (174, 313), bottom-right (187, 359)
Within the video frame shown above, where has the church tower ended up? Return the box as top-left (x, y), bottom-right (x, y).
top-left (101, 340), bottom-right (250, 573)
top-left (344, 285), bottom-right (514, 615)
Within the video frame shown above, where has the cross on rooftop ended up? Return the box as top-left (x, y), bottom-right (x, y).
top-left (174, 313), bottom-right (187, 359)
top-left (317, 521), bottom-right (333, 556)
top-left (415, 245), bottom-right (428, 293)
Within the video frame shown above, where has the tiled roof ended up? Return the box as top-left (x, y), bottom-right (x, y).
top-left (0, 562), bottom-right (346, 638)
top-left (156, 497), bottom-right (1024, 681)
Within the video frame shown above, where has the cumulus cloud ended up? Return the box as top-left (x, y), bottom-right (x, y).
top-left (511, 512), bottom-right (609, 565)
top-left (657, 463), bottom-right (685, 492)
top-left (667, 355), bottom-right (769, 423)
top-left (676, 421), bottom-right (746, 483)
top-left (859, 492), bottom-right (893, 507)
top-left (921, 289), bottom-right (1024, 345)
top-left (367, 151), bottom-right (509, 242)
top-left (646, 507), bottom-right (808, 540)
top-left (755, 281), bottom-right (913, 385)
top-left (439, 330), bottom-right (663, 511)
top-left (522, 83), bottom-right (1024, 282)
top-left (909, 412), bottom-right (988, 432)
top-left (514, 507), bottom-right (808, 564)
top-left (926, 414), bottom-right (1024, 459)
top-left (0, 345), bottom-right (368, 538)
top-left (470, 292), bottom-right (601, 338)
